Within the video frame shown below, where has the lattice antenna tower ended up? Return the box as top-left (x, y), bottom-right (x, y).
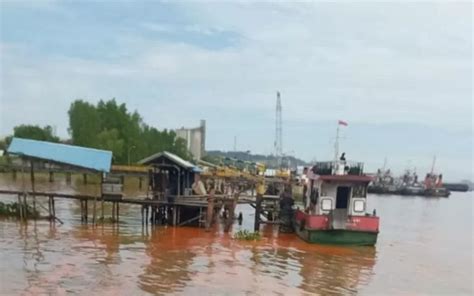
top-left (274, 91), bottom-right (283, 166)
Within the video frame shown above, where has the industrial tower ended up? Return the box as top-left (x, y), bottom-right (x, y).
top-left (275, 91), bottom-right (283, 166)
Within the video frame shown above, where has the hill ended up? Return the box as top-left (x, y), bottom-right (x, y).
top-left (205, 150), bottom-right (308, 169)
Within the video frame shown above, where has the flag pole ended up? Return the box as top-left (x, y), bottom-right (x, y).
top-left (334, 122), bottom-right (340, 164)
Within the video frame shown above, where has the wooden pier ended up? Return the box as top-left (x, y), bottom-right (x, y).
top-left (2, 138), bottom-right (287, 232)
top-left (0, 188), bottom-right (281, 231)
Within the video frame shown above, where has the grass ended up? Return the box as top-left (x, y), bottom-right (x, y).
top-left (234, 230), bottom-right (261, 241)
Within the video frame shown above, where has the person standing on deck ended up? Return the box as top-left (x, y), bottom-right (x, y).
top-left (192, 173), bottom-right (207, 195)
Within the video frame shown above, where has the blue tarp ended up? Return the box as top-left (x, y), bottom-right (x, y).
top-left (7, 137), bottom-right (112, 173)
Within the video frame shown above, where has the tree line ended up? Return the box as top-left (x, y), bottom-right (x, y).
top-left (1, 99), bottom-right (192, 164)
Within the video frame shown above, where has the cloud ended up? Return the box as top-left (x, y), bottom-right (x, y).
top-left (0, 1), bottom-right (472, 179)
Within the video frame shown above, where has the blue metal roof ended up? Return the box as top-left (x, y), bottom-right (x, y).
top-left (7, 137), bottom-right (112, 173)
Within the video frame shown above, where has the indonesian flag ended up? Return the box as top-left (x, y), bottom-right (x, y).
top-left (338, 120), bottom-right (348, 126)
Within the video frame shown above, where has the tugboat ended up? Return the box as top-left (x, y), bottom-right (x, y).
top-left (423, 173), bottom-right (450, 197)
top-left (294, 121), bottom-right (379, 246)
top-left (423, 156), bottom-right (450, 197)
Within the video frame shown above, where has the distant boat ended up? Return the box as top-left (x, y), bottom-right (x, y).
top-left (369, 156), bottom-right (451, 197)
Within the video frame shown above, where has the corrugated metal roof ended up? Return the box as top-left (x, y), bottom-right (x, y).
top-left (7, 137), bottom-right (112, 173)
top-left (138, 151), bottom-right (198, 170)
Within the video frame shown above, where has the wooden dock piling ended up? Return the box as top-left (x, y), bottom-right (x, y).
top-left (30, 161), bottom-right (37, 220)
top-left (48, 196), bottom-right (52, 220)
top-left (85, 199), bottom-right (88, 223)
top-left (51, 197), bottom-right (55, 219)
top-left (92, 197), bottom-right (97, 225)
top-left (116, 202), bottom-right (120, 223)
top-left (254, 194), bottom-right (263, 231)
top-left (145, 205), bottom-right (149, 226)
top-left (205, 190), bottom-right (215, 230)
top-left (17, 194), bottom-right (23, 220)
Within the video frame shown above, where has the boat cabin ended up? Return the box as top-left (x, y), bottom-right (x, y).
top-left (305, 161), bottom-right (373, 218)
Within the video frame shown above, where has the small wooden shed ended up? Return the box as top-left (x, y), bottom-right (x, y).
top-left (138, 151), bottom-right (201, 200)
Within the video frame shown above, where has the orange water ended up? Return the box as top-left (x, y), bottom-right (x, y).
top-left (0, 173), bottom-right (472, 295)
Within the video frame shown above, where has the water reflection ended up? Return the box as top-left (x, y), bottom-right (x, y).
top-left (132, 225), bottom-right (376, 295)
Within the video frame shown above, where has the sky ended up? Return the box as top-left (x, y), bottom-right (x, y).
top-left (0, 0), bottom-right (472, 180)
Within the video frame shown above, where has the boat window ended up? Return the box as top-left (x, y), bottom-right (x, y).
top-left (354, 200), bottom-right (365, 212)
top-left (321, 198), bottom-right (332, 211)
top-left (320, 183), bottom-right (327, 196)
top-left (353, 185), bottom-right (367, 197)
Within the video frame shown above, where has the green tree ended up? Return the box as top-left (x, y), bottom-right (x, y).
top-left (67, 98), bottom-right (193, 164)
top-left (96, 129), bottom-right (124, 162)
top-left (13, 125), bottom-right (59, 142)
top-left (68, 100), bottom-right (101, 147)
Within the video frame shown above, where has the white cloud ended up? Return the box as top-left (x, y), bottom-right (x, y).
top-left (0, 1), bottom-right (472, 178)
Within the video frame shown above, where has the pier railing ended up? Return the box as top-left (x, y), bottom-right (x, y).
top-left (311, 161), bottom-right (364, 176)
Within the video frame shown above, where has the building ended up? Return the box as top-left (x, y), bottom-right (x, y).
top-left (175, 120), bottom-right (206, 160)
top-left (138, 151), bottom-right (202, 198)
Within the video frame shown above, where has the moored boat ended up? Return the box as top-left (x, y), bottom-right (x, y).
top-left (295, 160), bottom-right (379, 246)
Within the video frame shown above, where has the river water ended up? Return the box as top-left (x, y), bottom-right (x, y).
top-left (0, 173), bottom-right (472, 295)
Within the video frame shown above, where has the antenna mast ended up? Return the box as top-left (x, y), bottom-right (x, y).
top-left (430, 155), bottom-right (436, 174)
top-left (274, 91), bottom-right (283, 166)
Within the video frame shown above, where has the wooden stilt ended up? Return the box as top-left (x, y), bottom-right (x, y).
top-left (100, 173), bottom-right (104, 221)
top-left (101, 199), bottom-right (105, 220)
top-left (224, 193), bottom-right (239, 232)
top-left (141, 206), bottom-right (145, 225)
top-left (30, 161), bottom-right (37, 219)
top-left (150, 206), bottom-right (154, 225)
top-left (254, 194), bottom-right (263, 232)
top-left (139, 177), bottom-right (143, 190)
top-left (177, 206), bottom-right (181, 225)
top-left (172, 205), bottom-right (177, 226)
top-left (116, 202), bottom-right (119, 223)
top-left (80, 200), bottom-right (84, 222)
top-left (92, 197), bottom-right (97, 225)
top-left (83, 173), bottom-right (87, 185)
top-left (23, 194), bottom-right (27, 220)
top-left (12, 169), bottom-right (17, 181)
top-left (85, 199), bottom-right (88, 223)
top-left (112, 202), bottom-right (115, 221)
top-left (48, 196), bottom-right (52, 220)
top-left (145, 206), bottom-right (149, 226)
top-left (49, 171), bottom-right (54, 182)
top-left (205, 190), bottom-right (215, 230)
top-left (52, 197), bottom-right (55, 219)
top-left (199, 207), bottom-right (202, 227)
top-left (17, 194), bottom-right (23, 220)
